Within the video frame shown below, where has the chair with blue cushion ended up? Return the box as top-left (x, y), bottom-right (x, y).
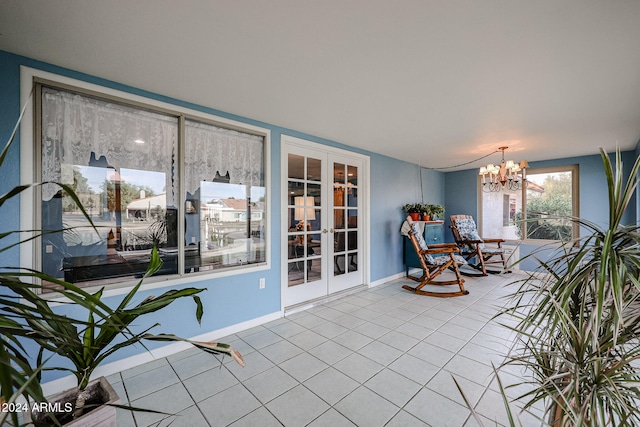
top-left (449, 214), bottom-right (507, 276)
top-left (402, 216), bottom-right (469, 297)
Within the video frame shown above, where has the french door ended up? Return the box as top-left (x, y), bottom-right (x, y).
top-left (283, 138), bottom-right (367, 307)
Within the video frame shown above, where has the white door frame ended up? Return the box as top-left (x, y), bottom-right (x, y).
top-left (281, 135), bottom-right (370, 311)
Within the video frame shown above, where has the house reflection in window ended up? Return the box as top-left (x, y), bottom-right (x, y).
top-left (194, 182), bottom-right (266, 271)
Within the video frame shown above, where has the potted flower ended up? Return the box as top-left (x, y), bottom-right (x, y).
top-left (426, 203), bottom-right (445, 220)
top-left (418, 203), bottom-right (432, 221)
top-left (402, 203), bottom-right (422, 221)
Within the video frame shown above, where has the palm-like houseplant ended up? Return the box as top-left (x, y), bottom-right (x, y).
top-left (0, 96), bottom-right (60, 426)
top-left (497, 148), bottom-right (640, 426)
top-left (0, 93), bottom-right (243, 425)
top-left (9, 249), bottom-right (244, 425)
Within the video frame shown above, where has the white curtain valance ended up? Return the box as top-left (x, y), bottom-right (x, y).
top-left (40, 87), bottom-right (265, 203)
top-left (41, 87), bottom-right (178, 203)
top-left (184, 120), bottom-right (264, 195)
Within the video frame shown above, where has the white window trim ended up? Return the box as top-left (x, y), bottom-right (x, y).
top-left (20, 66), bottom-right (271, 299)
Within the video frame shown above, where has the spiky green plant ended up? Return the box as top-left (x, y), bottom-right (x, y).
top-left (8, 248), bottom-right (244, 423)
top-left (499, 148), bottom-right (640, 426)
top-left (0, 88), bottom-right (243, 425)
top-left (0, 88), bottom-right (55, 426)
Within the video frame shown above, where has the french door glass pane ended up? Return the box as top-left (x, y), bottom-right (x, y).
top-left (287, 154), bottom-right (323, 288)
top-left (334, 255), bottom-right (345, 275)
top-left (348, 253), bottom-right (358, 272)
top-left (307, 158), bottom-right (322, 181)
top-left (333, 163), bottom-right (346, 184)
top-left (348, 231), bottom-right (358, 250)
top-left (288, 154), bottom-right (305, 179)
top-left (335, 231), bottom-right (346, 252)
top-left (347, 165), bottom-right (358, 185)
top-left (334, 209), bottom-right (345, 230)
top-left (331, 160), bottom-right (360, 280)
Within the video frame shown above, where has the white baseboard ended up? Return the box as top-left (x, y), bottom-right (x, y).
top-left (369, 271), bottom-right (406, 288)
top-left (41, 310), bottom-right (282, 397)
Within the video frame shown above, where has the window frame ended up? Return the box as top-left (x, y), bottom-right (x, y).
top-left (479, 163), bottom-right (579, 244)
top-left (521, 164), bottom-right (580, 243)
top-left (20, 66), bottom-right (271, 297)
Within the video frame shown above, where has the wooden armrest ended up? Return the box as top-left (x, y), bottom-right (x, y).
top-left (483, 238), bottom-right (505, 243)
top-left (460, 239), bottom-right (484, 244)
top-left (420, 247), bottom-right (458, 255)
top-left (428, 243), bottom-right (459, 249)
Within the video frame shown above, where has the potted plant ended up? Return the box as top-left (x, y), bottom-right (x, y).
top-left (416, 203), bottom-right (430, 221)
top-left (0, 98), bottom-right (77, 426)
top-left (0, 99), bottom-right (243, 426)
top-left (402, 203), bottom-right (422, 221)
top-left (13, 249), bottom-right (244, 426)
top-left (427, 204), bottom-right (445, 220)
top-left (482, 148), bottom-right (640, 426)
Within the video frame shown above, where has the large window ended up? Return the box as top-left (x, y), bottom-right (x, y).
top-left (480, 165), bottom-right (578, 242)
top-left (37, 82), bottom-right (267, 291)
top-left (184, 119), bottom-right (266, 272)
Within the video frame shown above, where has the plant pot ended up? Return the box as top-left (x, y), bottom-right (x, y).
top-left (409, 212), bottom-right (421, 221)
top-left (25, 377), bottom-right (120, 427)
top-left (421, 214), bottom-right (431, 221)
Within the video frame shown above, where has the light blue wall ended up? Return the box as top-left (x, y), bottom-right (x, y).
top-left (420, 167), bottom-right (445, 207)
top-left (444, 151), bottom-right (639, 270)
top-left (0, 50), bottom-right (430, 381)
top-left (372, 158), bottom-right (424, 280)
top-left (442, 169), bottom-right (479, 242)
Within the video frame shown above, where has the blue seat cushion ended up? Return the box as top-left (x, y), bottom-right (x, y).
top-left (411, 222), bottom-right (466, 266)
top-left (455, 218), bottom-right (487, 251)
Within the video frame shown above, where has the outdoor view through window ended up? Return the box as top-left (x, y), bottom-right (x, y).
top-left (39, 84), bottom-right (266, 291)
top-left (481, 166), bottom-right (576, 241)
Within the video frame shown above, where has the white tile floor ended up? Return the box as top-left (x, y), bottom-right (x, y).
top-left (107, 272), bottom-right (544, 427)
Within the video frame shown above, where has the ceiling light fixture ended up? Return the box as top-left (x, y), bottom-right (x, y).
top-left (479, 146), bottom-right (529, 192)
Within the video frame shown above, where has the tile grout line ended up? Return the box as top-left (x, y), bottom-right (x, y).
top-left (166, 355), bottom-right (214, 427)
top-left (117, 274), bottom-right (524, 427)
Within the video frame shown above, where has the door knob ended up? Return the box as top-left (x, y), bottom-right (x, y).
top-left (330, 228), bottom-right (335, 233)
top-left (322, 229), bottom-right (328, 233)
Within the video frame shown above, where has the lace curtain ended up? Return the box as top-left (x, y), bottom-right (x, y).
top-left (41, 87), bottom-right (179, 204)
top-left (40, 87), bottom-right (264, 204)
top-left (184, 120), bottom-right (264, 194)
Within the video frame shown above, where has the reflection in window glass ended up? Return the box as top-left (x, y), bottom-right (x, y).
top-left (481, 188), bottom-right (521, 240)
top-left (40, 86), bottom-right (178, 291)
top-left (184, 120), bottom-right (266, 271)
top-left (37, 84), bottom-right (267, 291)
top-left (287, 154), bottom-right (322, 287)
top-left (524, 171), bottom-right (574, 241)
top-left (480, 166), bottom-right (577, 241)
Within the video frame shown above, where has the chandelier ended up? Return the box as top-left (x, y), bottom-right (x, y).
top-left (479, 147), bottom-right (529, 192)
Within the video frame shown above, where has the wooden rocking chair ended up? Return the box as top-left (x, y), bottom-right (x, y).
top-left (449, 214), bottom-right (507, 276)
top-left (402, 217), bottom-right (469, 297)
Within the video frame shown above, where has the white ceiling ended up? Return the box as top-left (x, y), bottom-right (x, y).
top-left (2, 0), bottom-right (640, 170)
